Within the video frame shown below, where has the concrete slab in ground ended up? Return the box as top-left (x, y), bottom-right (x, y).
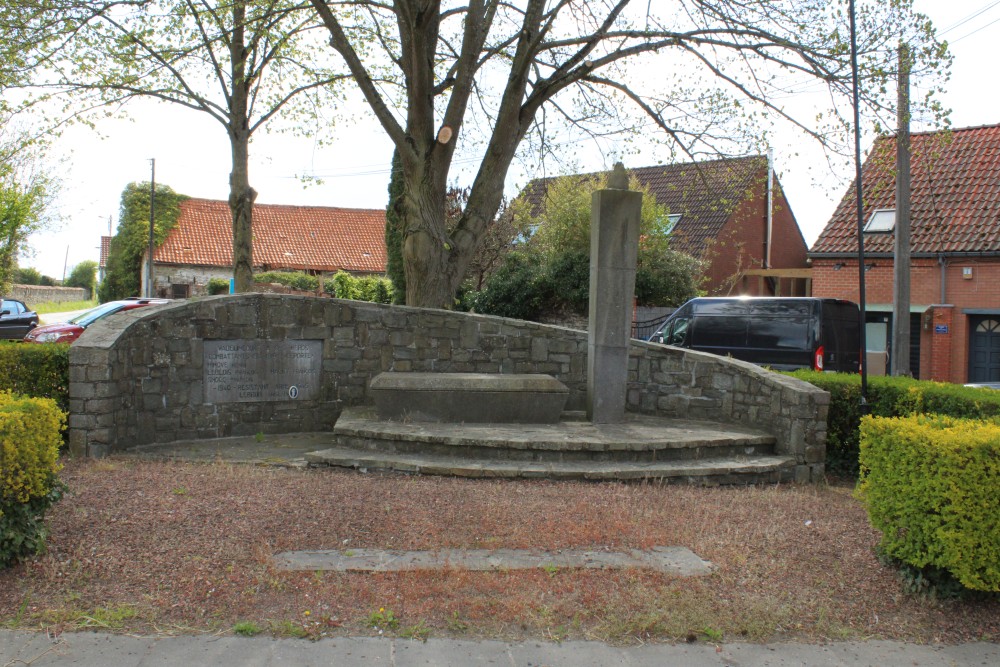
top-left (120, 432), bottom-right (334, 467)
top-left (272, 546), bottom-right (714, 576)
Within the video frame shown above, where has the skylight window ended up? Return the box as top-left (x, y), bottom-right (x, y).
top-left (864, 208), bottom-right (895, 233)
top-left (662, 213), bottom-right (682, 235)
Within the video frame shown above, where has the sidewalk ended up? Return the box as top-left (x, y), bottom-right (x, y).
top-left (2, 630), bottom-right (998, 666)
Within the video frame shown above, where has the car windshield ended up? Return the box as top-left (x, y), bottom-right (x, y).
top-left (69, 302), bottom-right (126, 327)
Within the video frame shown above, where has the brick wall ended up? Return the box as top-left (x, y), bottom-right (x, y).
top-left (703, 170), bottom-right (809, 296)
top-left (68, 294), bottom-right (830, 480)
top-left (812, 257), bottom-right (1000, 383)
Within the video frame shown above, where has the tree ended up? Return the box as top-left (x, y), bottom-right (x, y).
top-left (100, 182), bottom-right (187, 302)
top-left (515, 171), bottom-right (702, 309)
top-left (64, 259), bottom-right (98, 297)
top-left (9, 0), bottom-right (348, 292)
top-left (0, 127), bottom-right (57, 295)
top-left (308, 0), bottom-right (948, 308)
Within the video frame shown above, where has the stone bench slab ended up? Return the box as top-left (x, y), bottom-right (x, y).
top-left (369, 372), bottom-right (569, 424)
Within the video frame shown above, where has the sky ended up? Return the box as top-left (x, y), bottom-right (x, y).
top-left (20, 0), bottom-right (1000, 281)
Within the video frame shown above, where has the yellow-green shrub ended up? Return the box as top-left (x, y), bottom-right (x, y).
top-left (857, 414), bottom-right (1000, 592)
top-left (0, 391), bottom-right (66, 568)
top-left (0, 341), bottom-right (69, 411)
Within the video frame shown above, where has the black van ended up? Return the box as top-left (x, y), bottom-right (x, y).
top-left (648, 297), bottom-right (861, 372)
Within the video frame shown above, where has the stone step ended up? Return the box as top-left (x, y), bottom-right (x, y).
top-left (332, 407), bottom-right (779, 464)
top-left (305, 446), bottom-right (797, 484)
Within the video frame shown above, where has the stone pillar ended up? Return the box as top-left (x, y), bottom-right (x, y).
top-left (587, 163), bottom-right (641, 423)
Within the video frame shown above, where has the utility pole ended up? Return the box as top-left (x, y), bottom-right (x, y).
top-left (849, 0), bottom-right (869, 408)
top-left (147, 159), bottom-right (156, 298)
top-left (891, 44), bottom-right (912, 376)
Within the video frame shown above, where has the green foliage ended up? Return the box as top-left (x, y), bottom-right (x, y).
top-left (466, 251), bottom-right (549, 320)
top-left (367, 607), bottom-right (399, 631)
top-left (0, 391), bottom-right (66, 569)
top-left (206, 278), bottom-right (230, 295)
top-left (14, 267), bottom-right (43, 285)
top-left (233, 621), bottom-right (262, 636)
top-left (385, 151), bottom-right (406, 304)
top-left (0, 341), bottom-right (69, 411)
top-left (1, 159), bottom-right (55, 295)
top-left (787, 371), bottom-right (1000, 477)
top-left (99, 182), bottom-right (187, 302)
top-left (324, 271), bottom-right (393, 304)
top-left (857, 414), bottom-right (1000, 592)
top-left (64, 260), bottom-right (98, 297)
top-left (255, 271), bottom-right (318, 292)
top-left (472, 173), bottom-right (702, 319)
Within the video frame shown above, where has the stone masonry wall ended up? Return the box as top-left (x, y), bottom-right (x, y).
top-left (68, 294), bottom-right (829, 480)
top-left (9, 285), bottom-right (89, 305)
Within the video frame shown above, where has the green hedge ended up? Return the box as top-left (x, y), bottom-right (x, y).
top-left (0, 342), bottom-right (70, 412)
top-left (786, 371), bottom-right (1000, 476)
top-left (0, 391), bottom-right (66, 569)
top-left (858, 414), bottom-right (1000, 592)
top-left (253, 271), bottom-right (393, 304)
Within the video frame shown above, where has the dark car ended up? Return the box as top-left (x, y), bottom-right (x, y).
top-left (23, 298), bottom-right (170, 344)
top-left (0, 298), bottom-right (39, 340)
top-left (648, 297), bottom-right (862, 373)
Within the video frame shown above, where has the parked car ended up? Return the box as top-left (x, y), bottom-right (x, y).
top-left (648, 297), bottom-right (861, 372)
top-left (23, 298), bottom-right (170, 344)
top-left (0, 298), bottom-right (40, 340)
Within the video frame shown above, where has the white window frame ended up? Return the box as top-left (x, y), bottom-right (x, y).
top-left (864, 208), bottom-right (896, 233)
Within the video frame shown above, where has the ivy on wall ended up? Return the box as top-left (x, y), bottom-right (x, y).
top-left (98, 182), bottom-right (188, 302)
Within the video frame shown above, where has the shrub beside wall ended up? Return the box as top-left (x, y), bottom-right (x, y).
top-left (858, 414), bottom-right (1000, 592)
top-left (0, 342), bottom-right (70, 411)
top-left (786, 371), bottom-right (1000, 475)
top-left (0, 392), bottom-right (66, 568)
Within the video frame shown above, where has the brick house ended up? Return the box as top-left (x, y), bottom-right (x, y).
top-left (142, 198), bottom-right (387, 298)
top-left (810, 123), bottom-right (1000, 383)
top-left (521, 156), bottom-right (810, 296)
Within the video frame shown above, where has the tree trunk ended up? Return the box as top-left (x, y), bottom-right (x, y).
top-left (401, 182), bottom-right (458, 308)
top-left (229, 125), bottom-right (256, 293)
top-left (228, 1), bottom-right (256, 293)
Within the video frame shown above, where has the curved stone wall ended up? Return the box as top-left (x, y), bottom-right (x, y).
top-left (68, 294), bottom-right (829, 480)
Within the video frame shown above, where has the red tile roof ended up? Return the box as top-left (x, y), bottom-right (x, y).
top-left (811, 123), bottom-right (1000, 256)
top-left (154, 199), bottom-right (386, 273)
top-left (520, 156), bottom-right (769, 258)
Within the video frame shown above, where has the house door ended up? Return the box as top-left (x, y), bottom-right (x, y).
top-left (968, 316), bottom-right (1000, 382)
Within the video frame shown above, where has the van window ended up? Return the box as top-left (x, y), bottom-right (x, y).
top-left (696, 316), bottom-right (748, 348)
top-left (747, 317), bottom-right (809, 349)
top-left (694, 300), bottom-right (747, 316)
top-left (667, 317), bottom-right (690, 345)
top-left (749, 301), bottom-right (811, 317)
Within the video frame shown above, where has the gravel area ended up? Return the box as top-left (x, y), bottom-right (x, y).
top-left (1, 458), bottom-right (996, 644)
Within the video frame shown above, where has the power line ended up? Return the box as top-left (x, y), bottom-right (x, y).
top-left (950, 14), bottom-right (1000, 44)
top-left (937, 0), bottom-right (1000, 36)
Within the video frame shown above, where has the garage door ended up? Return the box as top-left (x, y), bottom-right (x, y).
top-left (968, 317), bottom-right (1000, 382)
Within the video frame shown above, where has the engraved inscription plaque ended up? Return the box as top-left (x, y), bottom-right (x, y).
top-left (204, 340), bottom-right (322, 403)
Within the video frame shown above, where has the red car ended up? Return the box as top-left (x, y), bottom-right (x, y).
top-left (23, 298), bottom-right (170, 344)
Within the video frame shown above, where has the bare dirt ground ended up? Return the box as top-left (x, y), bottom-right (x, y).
top-left (1, 458), bottom-right (997, 644)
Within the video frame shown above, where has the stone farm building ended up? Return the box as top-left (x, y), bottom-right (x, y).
top-left (141, 199), bottom-right (387, 298)
top-left (520, 156), bottom-right (811, 297)
top-left (810, 123), bottom-right (1000, 383)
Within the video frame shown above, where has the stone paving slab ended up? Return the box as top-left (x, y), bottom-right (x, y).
top-left (119, 432), bottom-right (334, 467)
top-left (304, 446), bottom-right (796, 481)
top-left (272, 546), bottom-right (714, 576)
top-left (336, 407), bottom-right (776, 450)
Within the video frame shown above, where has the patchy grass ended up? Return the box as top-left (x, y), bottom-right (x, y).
top-left (31, 300), bottom-right (97, 315)
top-left (0, 459), bottom-right (997, 644)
